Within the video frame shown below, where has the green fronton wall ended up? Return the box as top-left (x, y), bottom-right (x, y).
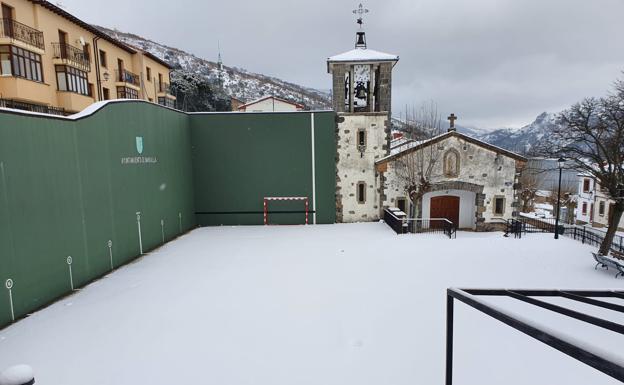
top-left (0, 102), bottom-right (196, 328)
top-left (190, 111), bottom-right (336, 226)
top-left (0, 102), bottom-right (336, 328)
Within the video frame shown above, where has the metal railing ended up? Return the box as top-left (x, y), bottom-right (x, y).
top-left (384, 208), bottom-right (456, 238)
top-left (51, 42), bottom-right (90, 71)
top-left (446, 288), bottom-right (624, 384)
top-left (507, 215), bottom-right (624, 253)
top-left (0, 98), bottom-right (66, 116)
top-left (0, 18), bottom-right (44, 50)
top-left (115, 69), bottom-right (140, 86)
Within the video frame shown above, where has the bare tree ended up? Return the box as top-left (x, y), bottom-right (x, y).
top-left (392, 102), bottom-right (445, 218)
top-left (518, 168), bottom-right (541, 213)
top-left (536, 78), bottom-right (624, 254)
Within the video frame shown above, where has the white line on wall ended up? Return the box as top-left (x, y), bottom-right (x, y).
top-left (311, 113), bottom-right (317, 225)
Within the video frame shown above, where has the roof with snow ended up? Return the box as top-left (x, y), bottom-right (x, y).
top-left (327, 48), bottom-right (399, 66)
top-left (237, 96), bottom-right (304, 111)
top-left (376, 131), bottom-right (527, 165)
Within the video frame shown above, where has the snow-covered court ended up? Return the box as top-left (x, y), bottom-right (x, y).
top-left (1, 223), bottom-right (623, 384)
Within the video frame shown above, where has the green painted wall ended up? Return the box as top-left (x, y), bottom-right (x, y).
top-left (0, 102), bottom-right (195, 328)
top-left (190, 111), bottom-right (336, 225)
top-left (0, 103), bottom-right (337, 329)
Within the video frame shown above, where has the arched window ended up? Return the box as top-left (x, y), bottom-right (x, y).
top-left (443, 149), bottom-right (460, 177)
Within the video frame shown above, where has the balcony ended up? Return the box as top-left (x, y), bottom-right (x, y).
top-left (52, 42), bottom-right (90, 72)
top-left (0, 18), bottom-right (44, 50)
top-left (115, 69), bottom-right (140, 87)
top-left (157, 82), bottom-right (171, 94)
top-left (0, 98), bottom-right (66, 116)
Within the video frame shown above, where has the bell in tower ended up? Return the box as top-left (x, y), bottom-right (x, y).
top-left (327, 3), bottom-right (399, 114)
top-left (326, 3), bottom-right (400, 224)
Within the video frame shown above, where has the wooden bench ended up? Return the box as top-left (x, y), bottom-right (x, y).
top-left (592, 252), bottom-right (624, 278)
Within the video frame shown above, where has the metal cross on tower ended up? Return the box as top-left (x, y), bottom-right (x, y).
top-left (353, 3), bottom-right (369, 28)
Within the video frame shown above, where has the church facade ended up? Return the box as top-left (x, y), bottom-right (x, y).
top-left (377, 131), bottom-right (527, 230)
top-left (328, 12), bottom-right (526, 229)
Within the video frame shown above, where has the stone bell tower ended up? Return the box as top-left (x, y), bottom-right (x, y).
top-left (327, 3), bottom-right (399, 223)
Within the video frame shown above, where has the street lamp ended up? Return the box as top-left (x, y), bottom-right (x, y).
top-left (554, 157), bottom-right (565, 239)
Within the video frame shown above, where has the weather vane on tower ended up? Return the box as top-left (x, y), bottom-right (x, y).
top-left (353, 3), bottom-right (369, 29)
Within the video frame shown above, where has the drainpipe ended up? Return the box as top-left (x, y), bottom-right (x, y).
top-left (93, 36), bottom-right (102, 101)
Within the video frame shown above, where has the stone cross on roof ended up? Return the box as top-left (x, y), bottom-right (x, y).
top-left (448, 113), bottom-right (458, 131)
top-left (353, 3), bottom-right (369, 28)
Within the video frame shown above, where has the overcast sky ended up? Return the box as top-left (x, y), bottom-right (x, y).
top-left (61, 0), bottom-right (623, 129)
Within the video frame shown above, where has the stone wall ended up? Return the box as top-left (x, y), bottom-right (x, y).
top-left (336, 112), bottom-right (390, 222)
top-left (331, 64), bottom-right (346, 113)
top-left (382, 135), bottom-right (520, 230)
top-left (377, 62), bottom-right (393, 115)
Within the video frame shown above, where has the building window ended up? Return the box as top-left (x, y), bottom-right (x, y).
top-left (1, 45), bottom-right (43, 82)
top-left (599, 201), bottom-right (605, 216)
top-left (56, 65), bottom-right (89, 96)
top-left (146, 67), bottom-right (151, 81)
top-left (102, 87), bottom-right (110, 100)
top-left (357, 128), bottom-right (366, 150)
top-left (396, 197), bottom-right (407, 213)
top-left (493, 196), bottom-right (505, 216)
top-left (158, 97), bottom-right (175, 108)
top-left (583, 178), bottom-right (591, 193)
top-left (99, 50), bottom-right (107, 68)
top-left (0, 45), bottom-right (10, 75)
top-left (582, 202), bottom-right (587, 215)
top-left (116, 86), bottom-right (138, 99)
top-left (357, 182), bottom-right (366, 204)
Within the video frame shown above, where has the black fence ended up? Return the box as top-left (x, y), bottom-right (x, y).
top-left (508, 215), bottom-right (624, 253)
top-left (383, 208), bottom-right (456, 238)
top-left (564, 226), bottom-right (624, 254)
top-left (0, 98), bottom-right (66, 116)
top-left (446, 288), bottom-right (624, 384)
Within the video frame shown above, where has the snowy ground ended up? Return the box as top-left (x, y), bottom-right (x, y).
top-left (0, 223), bottom-right (623, 385)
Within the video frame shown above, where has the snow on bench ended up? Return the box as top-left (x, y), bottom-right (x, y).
top-left (592, 252), bottom-right (624, 278)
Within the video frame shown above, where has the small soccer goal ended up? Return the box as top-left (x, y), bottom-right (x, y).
top-left (263, 197), bottom-right (309, 225)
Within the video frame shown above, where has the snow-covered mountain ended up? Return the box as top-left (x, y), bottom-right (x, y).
top-left (467, 112), bottom-right (561, 154)
top-left (97, 26), bottom-right (331, 110)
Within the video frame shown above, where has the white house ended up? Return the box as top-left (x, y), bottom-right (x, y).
top-left (237, 96), bottom-right (304, 112)
top-left (576, 173), bottom-right (596, 225)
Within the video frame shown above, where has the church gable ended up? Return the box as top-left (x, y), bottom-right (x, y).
top-left (380, 132), bottom-right (526, 230)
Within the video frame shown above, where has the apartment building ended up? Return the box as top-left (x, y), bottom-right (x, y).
top-left (0, 0), bottom-right (175, 115)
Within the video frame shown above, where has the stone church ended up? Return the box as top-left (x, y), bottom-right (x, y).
top-left (328, 11), bottom-right (527, 229)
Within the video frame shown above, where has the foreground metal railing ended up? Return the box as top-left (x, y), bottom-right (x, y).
top-left (383, 208), bottom-right (456, 238)
top-left (446, 288), bottom-right (624, 384)
top-left (0, 18), bottom-right (44, 50)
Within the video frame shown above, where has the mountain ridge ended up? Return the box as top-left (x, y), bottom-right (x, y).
top-left (96, 26), bottom-right (332, 110)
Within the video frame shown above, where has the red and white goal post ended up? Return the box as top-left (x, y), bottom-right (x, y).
top-left (263, 197), bottom-right (309, 225)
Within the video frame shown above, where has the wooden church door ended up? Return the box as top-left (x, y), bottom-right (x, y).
top-left (430, 196), bottom-right (460, 227)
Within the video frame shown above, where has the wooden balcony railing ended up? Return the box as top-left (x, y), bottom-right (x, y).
top-left (115, 69), bottom-right (140, 87)
top-left (0, 18), bottom-right (45, 50)
top-left (52, 42), bottom-right (90, 71)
